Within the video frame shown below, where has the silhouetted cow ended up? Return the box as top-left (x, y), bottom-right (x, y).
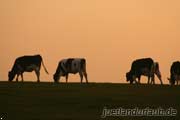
top-left (53, 58), bottom-right (88, 83)
top-left (8, 55), bottom-right (48, 82)
top-left (168, 61), bottom-right (180, 85)
top-left (126, 58), bottom-right (163, 84)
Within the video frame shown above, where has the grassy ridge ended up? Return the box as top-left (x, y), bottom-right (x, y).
top-left (1, 82), bottom-right (180, 120)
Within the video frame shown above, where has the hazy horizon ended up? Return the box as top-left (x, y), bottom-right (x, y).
top-left (0, 0), bottom-right (180, 84)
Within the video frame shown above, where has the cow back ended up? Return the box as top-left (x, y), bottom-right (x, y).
top-left (131, 58), bottom-right (154, 74)
top-left (12, 55), bottom-right (42, 72)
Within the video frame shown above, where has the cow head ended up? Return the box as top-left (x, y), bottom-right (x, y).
top-left (8, 71), bottom-right (16, 81)
top-left (167, 74), bottom-right (176, 85)
top-left (168, 78), bottom-right (175, 85)
top-left (53, 73), bottom-right (60, 83)
top-left (126, 72), bottom-right (134, 84)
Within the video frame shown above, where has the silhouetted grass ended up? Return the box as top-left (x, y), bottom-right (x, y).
top-left (1, 81), bottom-right (180, 120)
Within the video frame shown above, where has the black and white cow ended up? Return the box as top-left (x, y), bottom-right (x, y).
top-left (168, 61), bottom-right (180, 85)
top-left (53, 58), bottom-right (88, 83)
top-left (126, 58), bottom-right (163, 84)
top-left (8, 55), bottom-right (49, 82)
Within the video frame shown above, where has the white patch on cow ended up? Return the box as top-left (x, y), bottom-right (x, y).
top-left (60, 58), bottom-right (83, 74)
top-left (59, 59), bottom-right (67, 74)
top-left (71, 59), bottom-right (81, 73)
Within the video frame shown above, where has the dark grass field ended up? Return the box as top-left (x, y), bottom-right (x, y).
top-left (1, 81), bottom-right (180, 120)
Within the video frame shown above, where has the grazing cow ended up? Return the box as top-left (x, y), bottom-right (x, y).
top-left (126, 58), bottom-right (163, 84)
top-left (8, 55), bottom-right (48, 82)
top-left (168, 61), bottom-right (180, 85)
top-left (53, 58), bottom-right (88, 83)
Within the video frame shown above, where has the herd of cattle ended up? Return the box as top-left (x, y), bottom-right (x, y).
top-left (8, 54), bottom-right (180, 85)
top-left (8, 55), bottom-right (88, 83)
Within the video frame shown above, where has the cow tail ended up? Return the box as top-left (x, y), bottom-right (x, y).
top-left (42, 59), bottom-right (49, 74)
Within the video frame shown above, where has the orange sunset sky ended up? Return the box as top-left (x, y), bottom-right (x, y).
top-left (0, 0), bottom-right (180, 84)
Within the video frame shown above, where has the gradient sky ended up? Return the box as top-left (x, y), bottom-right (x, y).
top-left (0, 0), bottom-right (180, 83)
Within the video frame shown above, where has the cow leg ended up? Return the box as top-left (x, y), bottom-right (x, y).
top-left (21, 73), bottom-right (24, 82)
top-left (137, 76), bottom-right (141, 84)
top-left (133, 75), bottom-right (138, 84)
top-left (130, 79), bottom-right (134, 84)
top-left (147, 76), bottom-right (150, 84)
top-left (177, 80), bottom-right (178, 85)
top-left (16, 74), bottom-right (19, 82)
top-left (65, 74), bottom-right (69, 83)
top-left (79, 72), bottom-right (83, 83)
top-left (148, 75), bottom-right (153, 84)
top-left (151, 74), bottom-right (155, 84)
top-left (83, 72), bottom-right (88, 83)
top-left (35, 70), bottom-right (40, 82)
top-left (159, 79), bottom-right (163, 85)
